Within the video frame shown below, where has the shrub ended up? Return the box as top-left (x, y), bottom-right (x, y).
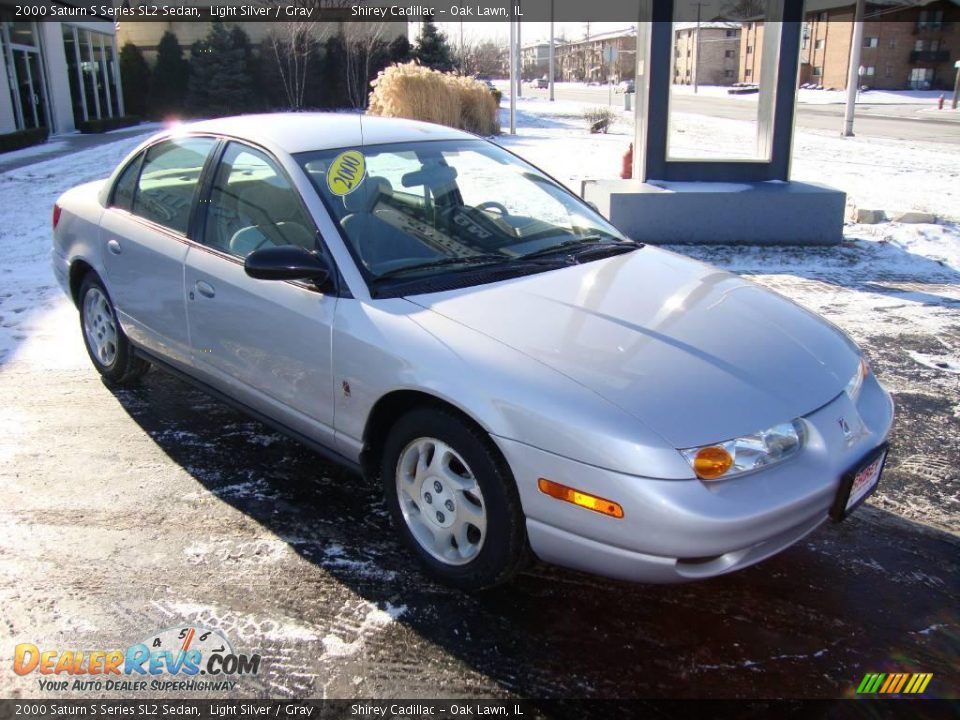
top-left (151, 31), bottom-right (188, 117)
top-left (119, 42), bottom-right (150, 118)
top-left (584, 106), bottom-right (618, 134)
top-left (368, 62), bottom-right (499, 136)
top-left (77, 116), bottom-right (141, 134)
top-left (0, 126), bottom-right (49, 154)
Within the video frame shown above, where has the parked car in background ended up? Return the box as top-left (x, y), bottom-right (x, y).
top-left (52, 114), bottom-right (894, 591)
top-left (536, 77), bottom-right (549, 89)
top-left (617, 79), bottom-right (636, 93)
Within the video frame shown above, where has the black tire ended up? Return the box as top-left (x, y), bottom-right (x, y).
top-left (78, 273), bottom-right (150, 385)
top-left (381, 407), bottom-right (529, 591)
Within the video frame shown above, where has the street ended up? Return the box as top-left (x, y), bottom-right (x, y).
top-left (517, 83), bottom-right (960, 144)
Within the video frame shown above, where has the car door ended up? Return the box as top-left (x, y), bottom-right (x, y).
top-left (100, 136), bottom-right (218, 366)
top-left (184, 140), bottom-right (338, 447)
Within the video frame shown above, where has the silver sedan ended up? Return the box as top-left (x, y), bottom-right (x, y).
top-left (52, 114), bottom-right (894, 589)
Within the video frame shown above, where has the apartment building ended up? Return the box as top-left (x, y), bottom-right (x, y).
top-left (556, 27), bottom-right (637, 83)
top-left (740, 0), bottom-right (958, 90)
top-left (673, 22), bottom-right (741, 86)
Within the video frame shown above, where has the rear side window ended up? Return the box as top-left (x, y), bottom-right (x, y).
top-left (111, 154), bottom-right (142, 211)
top-left (131, 137), bottom-right (216, 234)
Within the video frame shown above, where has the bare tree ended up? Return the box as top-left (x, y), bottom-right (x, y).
top-left (344, 22), bottom-right (388, 108)
top-left (456, 38), bottom-right (509, 78)
top-left (267, 22), bottom-right (330, 110)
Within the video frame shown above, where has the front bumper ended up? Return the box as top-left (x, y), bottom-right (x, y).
top-left (493, 372), bottom-right (894, 583)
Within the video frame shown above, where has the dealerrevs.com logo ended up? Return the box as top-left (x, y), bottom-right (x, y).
top-left (14, 626), bottom-right (261, 693)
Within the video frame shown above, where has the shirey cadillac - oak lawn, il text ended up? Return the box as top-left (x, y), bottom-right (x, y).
top-left (51, 114), bottom-right (894, 590)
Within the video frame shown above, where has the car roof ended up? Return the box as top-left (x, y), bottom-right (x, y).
top-left (179, 113), bottom-right (476, 154)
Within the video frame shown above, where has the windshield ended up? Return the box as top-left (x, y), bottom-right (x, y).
top-left (296, 139), bottom-right (630, 284)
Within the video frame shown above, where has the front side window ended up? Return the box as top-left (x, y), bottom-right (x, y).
top-left (298, 139), bottom-right (629, 288)
top-left (131, 137), bottom-right (216, 234)
top-left (202, 142), bottom-right (317, 259)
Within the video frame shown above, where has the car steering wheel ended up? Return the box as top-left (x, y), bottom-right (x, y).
top-left (475, 201), bottom-right (510, 216)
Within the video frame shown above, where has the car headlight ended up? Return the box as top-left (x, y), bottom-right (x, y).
top-left (680, 420), bottom-right (805, 481)
top-left (845, 356), bottom-right (869, 402)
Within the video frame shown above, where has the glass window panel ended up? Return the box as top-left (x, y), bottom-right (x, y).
top-left (666, 0), bottom-right (781, 162)
top-left (132, 138), bottom-right (216, 234)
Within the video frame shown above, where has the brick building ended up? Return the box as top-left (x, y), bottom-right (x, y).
top-left (556, 27), bottom-right (637, 83)
top-left (673, 22), bottom-right (741, 86)
top-left (740, 0), bottom-right (959, 90)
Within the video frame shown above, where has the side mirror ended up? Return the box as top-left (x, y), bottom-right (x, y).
top-left (244, 246), bottom-right (331, 287)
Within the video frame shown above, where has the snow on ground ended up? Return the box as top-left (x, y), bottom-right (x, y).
top-left (1, 104), bottom-right (958, 531)
top-left (0, 133), bottom-right (152, 367)
top-left (671, 84), bottom-right (949, 106)
top-left (497, 94), bottom-right (960, 219)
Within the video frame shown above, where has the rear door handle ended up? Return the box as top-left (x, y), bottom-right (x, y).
top-left (106, 239), bottom-right (122, 255)
top-left (195, 280), bottom-right (215, 299)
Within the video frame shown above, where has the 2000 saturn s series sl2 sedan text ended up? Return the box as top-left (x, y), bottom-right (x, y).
top-left (52, 114), bottom-right (894, 589)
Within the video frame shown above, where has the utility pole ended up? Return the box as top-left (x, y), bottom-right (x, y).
top-left (693, 2), bottom-right (702, 94)
top-left (509, 19), bottom-right (517, 134)
top-left (843, 0), bottom-right (866, 136)
top-left (516, 2), bottom-right (522, 98)
top-left (549, 0), bottom-right (555, 101)
top-left (952, 59), bottom-right (959, 110)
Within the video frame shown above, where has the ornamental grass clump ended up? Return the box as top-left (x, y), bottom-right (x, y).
top-left (369, 62), bottom-right (500, 136)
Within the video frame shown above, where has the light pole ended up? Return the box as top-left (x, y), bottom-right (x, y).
top-left (843, 0), bottom-right (866, 136)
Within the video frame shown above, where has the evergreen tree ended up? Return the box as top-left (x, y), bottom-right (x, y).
top-left (118, 42), bottom-right (150, 118)
top-left (387, 35), bottom-right (413, 65)
top-left (415, 21), bottom-right (454, 72)
top-left (187, 23), bottom-right (257, 117)
top-left (150, 31), bottom-right (188, 117)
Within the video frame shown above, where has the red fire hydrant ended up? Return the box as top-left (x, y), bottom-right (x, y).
top-left (621, 143), bottom-right (633, 179)
top-left (939, 94), bottom-right (945, 110)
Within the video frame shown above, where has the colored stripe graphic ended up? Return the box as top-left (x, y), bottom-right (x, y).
top-left (857, 672), bottom-right (932, 694)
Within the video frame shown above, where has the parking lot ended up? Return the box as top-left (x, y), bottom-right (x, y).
top-left (1, 112), bottom-right (958, 701)
top-left (1, 249), bottom-right (957, 701)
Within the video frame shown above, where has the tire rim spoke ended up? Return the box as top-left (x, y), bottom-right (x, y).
top-left (396, 435), bottom-right (487, 566)
top-left (83, 287), bottom-right (118, 368)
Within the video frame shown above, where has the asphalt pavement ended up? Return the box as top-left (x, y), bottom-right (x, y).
top-left (0, 270), bottom-right (956, 701)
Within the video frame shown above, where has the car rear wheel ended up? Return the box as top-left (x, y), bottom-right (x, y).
top-left (382, 407), bottom-right (528, 590)
top-left (79, 274), bottom-right (149, 385)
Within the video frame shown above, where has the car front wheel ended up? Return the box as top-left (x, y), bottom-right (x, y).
top-left (79, 274), bottom-right (149, 385)
top-left (382, 408), bottom-right (528, 590)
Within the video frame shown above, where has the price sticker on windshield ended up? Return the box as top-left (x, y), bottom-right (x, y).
top-left (327, 150), bottom-right (366, 197)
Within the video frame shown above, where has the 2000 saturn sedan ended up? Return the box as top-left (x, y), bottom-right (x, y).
top-left (52, 114), bottom-right (893, 589)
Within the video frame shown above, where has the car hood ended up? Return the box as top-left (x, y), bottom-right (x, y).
top-left (407, 248), bottom-right (859, 449)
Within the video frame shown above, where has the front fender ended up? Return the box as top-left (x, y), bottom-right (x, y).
top-left (331, 297), bottom-right (692, 480)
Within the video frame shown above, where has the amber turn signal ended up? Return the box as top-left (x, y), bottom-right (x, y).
top-left (693, 446), bottom-right (734, 480)
top-left (537, 478), bottom-right (624, 518)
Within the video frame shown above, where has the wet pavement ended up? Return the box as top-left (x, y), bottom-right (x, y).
top-left (1, 353), bottom-right (957, 700)
top-left (0, 246), bottom-right (958, 701)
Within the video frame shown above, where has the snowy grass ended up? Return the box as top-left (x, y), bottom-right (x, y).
top-left (495, 96), bottom-right (960, 220)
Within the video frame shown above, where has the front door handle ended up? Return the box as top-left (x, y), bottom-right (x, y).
top-left (106, 239), bottom-right (122, 255)
top-left (195, 280), bottom-right (216, 299)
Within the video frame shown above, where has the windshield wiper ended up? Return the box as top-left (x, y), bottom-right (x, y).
top-left (518, 236), bottom-right (639, 261)
top-left (375, 254), bottom-right (510, 280)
